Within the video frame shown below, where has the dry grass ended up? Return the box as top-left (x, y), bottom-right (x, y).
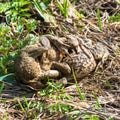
top-left (0, 0), bottom-right (120, 120)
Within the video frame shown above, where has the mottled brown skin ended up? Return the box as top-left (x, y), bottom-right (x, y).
top-left (43, 35), bottom-right (95, 78)
top-left (15, 44), bottom-right (61, 89)
top-left (43, 35), bottom-right (93, 78)
top-left (62, 35), bottom-right (109, 79)
top-left (44, 35), bottom-right (109, 79)
top-left (63, 45), bottom-right (96, 79)
top-left (15, 44), bottom-right (47, 88)
top-left (15, 37), bottom-right (71, 89)
top-left (15, 35), bottom-right (109, 89)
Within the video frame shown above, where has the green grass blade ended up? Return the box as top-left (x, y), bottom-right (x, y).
top-left (33, 0), bottom-right (46, 20)
top-left (97, 9), bottom-right (102, 31)
top-left (56, 0), bottom-right (64, 14)
top-left (72, 68), bottom-right (85, 101)
top-left (94, 93), bottom-right (102, 109)
top-left (17, 99), bottom-right (25, 112)
top-left (64, 0), bottom-right (69, 17)
top-left (0, 82), bottom-right (5, 94)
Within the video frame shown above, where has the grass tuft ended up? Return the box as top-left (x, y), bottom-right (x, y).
top-left (72, 68), bottom-right (85, 101)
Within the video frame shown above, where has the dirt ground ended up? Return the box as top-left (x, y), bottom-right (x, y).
top-left (0, 0), bottom-right (120, 120)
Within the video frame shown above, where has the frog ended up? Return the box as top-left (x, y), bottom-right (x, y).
top-left (38, 35), bottom-right (71, 74)
top-left (15, 34), bottom-right (109, 89)
top-left (14, 43), bottom-right (61, 89)
top-left (15, 37), bottom-right (71, 90)
top-left (44, 34), bottom-right (109, 79)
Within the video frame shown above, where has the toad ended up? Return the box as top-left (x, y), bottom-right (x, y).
top-left (15, 44), bottom-right (61, 89)
top-left (44, 34), bottom-right (109, 79)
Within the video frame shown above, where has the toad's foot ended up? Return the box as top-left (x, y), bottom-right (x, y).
top-left (55, 77), bottom-right (68, 86)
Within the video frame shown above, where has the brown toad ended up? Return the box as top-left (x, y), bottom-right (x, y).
top-left (15, 34), bottom-right (109, 89)
top-left (15, 44), bottom-right (61, 89)
top-left (39, 35), bottom-right (71, 75)
top-left (44, 34), bottom-right (109, 79)
top-left (15, 36), bottom-right (72, 89)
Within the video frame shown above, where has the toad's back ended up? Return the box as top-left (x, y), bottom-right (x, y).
top-left (15, 52), bottom-right (41, 83)
top-left (63, 46), bottom-right (96, 79)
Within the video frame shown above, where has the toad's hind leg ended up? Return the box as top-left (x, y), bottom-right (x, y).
top-left (91, 43), bottom-right (109, 71)
top-left (26, 70), bottom-right (61, 89)
top-left (51, 61), bottom-right (71, 76)
top-left (38, 70), bottom-right (61, 80)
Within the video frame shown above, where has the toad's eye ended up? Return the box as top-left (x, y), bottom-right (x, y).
top-left (68, 48), bottom-right (73, 54)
